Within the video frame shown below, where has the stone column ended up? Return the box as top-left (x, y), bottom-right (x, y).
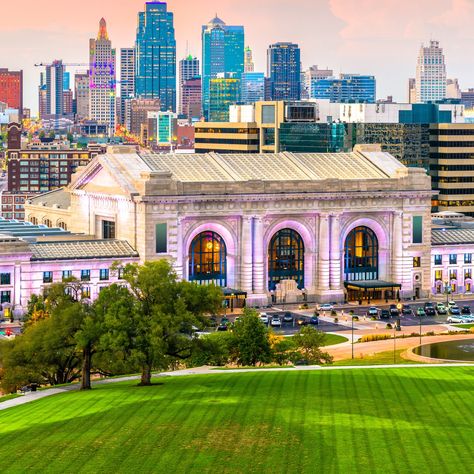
top-left (319, 213), bottom-right (330, 291)
top-left (330, 213), bottom-right (342, 290)
top-left (393, 211), bottom-right (403, 284)
top-left (253, 217), bottom-right (265, 295)
top-left (240, 216), bottom-right (253, 293)
top-left (175, 218), bottom-right (184, 279)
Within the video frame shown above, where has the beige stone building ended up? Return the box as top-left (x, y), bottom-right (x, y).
top-left (25, 145), bottom-right (434, 305)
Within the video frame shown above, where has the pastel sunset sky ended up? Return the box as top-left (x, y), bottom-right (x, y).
top-left (3, 0), bottom-right (474, 111)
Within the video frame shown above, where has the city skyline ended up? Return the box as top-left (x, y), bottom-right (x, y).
top-left (3, 0), bottom-right (474, 112)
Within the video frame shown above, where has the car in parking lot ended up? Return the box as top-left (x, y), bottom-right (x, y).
top-left (461, 306), bottom-right (471, 315)
top-left (447, 315), bottom-right (464, 324)
top-left (448, 301), bottom-right (457, 308)
top-left (389, 305), bottom-right (400, 317)
top-left (296, 317), bottom-right (308, 326)
top-left (259, 313), bottom-right (269, 325)
top-left (270, 316), bottom-right (282, 327)
top-left (283, 313), bottom-right (294, 324)
top-left (402, 305), bottom-right (413, 316)
top-left (380, 309), bottom-right (390, 319)
top-left (309, 316), bottom-right (319, 325)
top-left (462, 315), bottom-right (474, 323)
top-left (367, 307), bottom-right (379, 317)
top-left (424, 306), bottom-right (436, 317)
top-left (417, 307), bottom-right (426, 317)
top-left (449, 306), bottom-right (461, 315)
top-left (217, 323), bottom-right (229, 332)
top-left (318, 304), bottom-right (334, 312)
top-left (436, 303), bottom-right (447, 315)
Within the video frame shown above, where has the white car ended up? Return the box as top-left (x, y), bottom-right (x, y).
top-left (448, 301), bottom-right (457, 308)
top-left (447, 315), bottom-right (464, 324)
top-left (270, 316), bottom-right (282, 327)
top-left (367, 307), bottom-right (379, 317)
top-left (318, 304), bottom-right (334, 312)
top-left (259, 313), bottom-right (269, 324)
top-left (461, 315), bottom-right (474, 323)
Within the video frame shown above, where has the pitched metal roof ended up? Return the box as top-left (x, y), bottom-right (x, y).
top-left (432, 228), bottom-right (474, 246)
top-left (28, 188), bottom-right (71, 209)
top-left (29, 240), bottom-right (139, 261)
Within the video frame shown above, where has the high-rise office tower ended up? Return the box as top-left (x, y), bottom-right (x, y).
top-left (408, 78), bottom-right (417, 104)
top-left (179, 55), bottom-right (199, 115)
top-left (202, 16), bottom-right (244, 119)
top-left (89, 18), bottom-right (116, 134)
top-left (311, 74), bottom-right (376, 103)
top-left (209, 73), bottom-right (240, 122)
top-left (244, 46), bottom-right (254, 72)
top-left (74, 72), bottom-right (89, 120)
top-left (0, 69), bottom-right (23, 114)
top-left (135, 1), bottom-right (176, 112)
top-left (41, 60), bottom-right (65, 116)
top-left (241, 72), bottom-right (265, 104)
top-left (304, 65), bottom-right (333, 98)
top-left (120, 47), bottom-right (135, 126)
top-left (267, 42), bottom-right (301, 101)
top-left (181, 78), bottom-right (202, 120)
top-left (416, 40), bottom-right (447, 103)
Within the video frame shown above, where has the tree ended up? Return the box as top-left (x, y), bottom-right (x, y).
top-left (109, 261), bottom-right (222, 385)
top-left (292, 327), bottom-right (333, 365)
top-left (233, 309), bottom-right (272, 366)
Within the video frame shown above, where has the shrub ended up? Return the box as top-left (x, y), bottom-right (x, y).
top-left (386, 323), bottom-right (393, 330)
top-left (352, 316), bottom-right (359, 322)
top-left (426, 331), bottom-right (435, 337)
top-left (334, 318), bottom-right (339, 324)
top-left (331, 310), bottom-right (337, 317)
top-left (359, 334), bottom-right (392, 343)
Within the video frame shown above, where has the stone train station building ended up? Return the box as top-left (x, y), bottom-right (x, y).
top-left (24, 145), bottom-right (434, 306)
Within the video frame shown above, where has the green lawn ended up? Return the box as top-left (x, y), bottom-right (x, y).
top-left (0, 394), bottom-right (20, 403)
top-left (321, 333), bottom-right (348, 346)
top-left (454, 324), bottom-right (474, 329)
top-left (0, 368), bottom-right (473, 473)
top-left (333, 349), bottom-right (424, 366)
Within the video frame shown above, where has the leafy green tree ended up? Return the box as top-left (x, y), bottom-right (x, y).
top-left (187, 332), bottom-right (238, 367)
top-left (233, 309), bottom-right (272, 366)
top-left (292, 327), bottom-right (333, 365)
top-left (108, 261), bottom-right (222, 385)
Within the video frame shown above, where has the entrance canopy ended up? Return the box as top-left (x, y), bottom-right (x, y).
top-left (344, 280), bottom-right (402, 291)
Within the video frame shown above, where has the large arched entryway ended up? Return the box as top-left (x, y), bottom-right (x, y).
top-left (344, 226), bottom-right (379, 281)
top-left (189, 231), bottom-right (227, 287)
top-left (268, 228), bottom-right (304, 291)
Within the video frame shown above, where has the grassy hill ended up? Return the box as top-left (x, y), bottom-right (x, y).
top-left (0, 367), bottom-right (472, 473)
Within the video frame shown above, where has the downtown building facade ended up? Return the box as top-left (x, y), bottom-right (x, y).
top-left (89, 18), bottom-right (116, 135)
top-left (120, 47), bottom-right (135, 127)
top-left (311, 74), bottom-right (376, 103)
top-left (266, 43), bottom-right (301, 101)
top-left (415, 40), bottom-right (447, 103)
top-left (135, 1), bottom-right (176, 112)
top-left (0, 69), bottom-right (23, 116)
top-left (202, 16), bottom-right (244, 120)
top-left (179, 55), bottom-right (199, 116)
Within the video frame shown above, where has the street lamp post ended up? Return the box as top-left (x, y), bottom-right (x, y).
top-left (350, 310), bottom-right (355, 360)
top-left (393, 323), bottom-right (396, 364)
top-left (419, 312), bottom-right (422, 347)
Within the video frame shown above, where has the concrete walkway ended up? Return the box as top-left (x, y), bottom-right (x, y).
top-left (2, 362), bottom-right (474, 412)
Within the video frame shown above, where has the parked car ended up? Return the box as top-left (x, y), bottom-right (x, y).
top-left (425, 306), bottom-right (436, 317)
top-left (449, 306), bottom-right (461, 315)
top-left (259, 313), bottom-right (269, 325)
top-left (461, 306), bottom-right (471, 315)
top-left (417, 307), bottom-right (426, 317)
top-left (283, 313), bottom-right (294, 324)
top-left (448, 301), bottom-right (457, 308)
top-left (436, 303), bottom-right (447, 315)
top-left (424, 302), bottom-right (435, 309)
top-left (367, 307), bottom-right (379, 317)
top-left (402, 305), bottom-right (413, 316)
top-left (318, 304), bottom-right (334, 312)
top-left (389, 306), bottom-right (400, 317)
top-left (309, 316), bottom-right (319, 325)
top-left (217, 324), bottom-right (228, 332)
top-left (380, 309), bottom-right (390, 319)
top-left (296, 317), bottom-right (308, 326)
top-left (461, 314), bottom-right (474, 323)
top-left (270, 316), bottom-right (282, 327)
top-left (447, 315), bottom-right (464, 324)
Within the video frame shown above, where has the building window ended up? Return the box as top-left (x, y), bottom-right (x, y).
top-left (261, 105), bottom-right (276, 124)
top-left (465, 254), bottom-right (472, 264)
top-left (43, 272), bottom-right (53, 284)
top-left (449, 254), bottom-right (457, 265)
top-left (465, 270), bottom-right (472, 280)
top-left (434, 255), bottom-right (442, 266)
top-left (344, 226), bottom-right (379, 282)
top-left (102, 220), bottom-right (116, 240)
top-left (82, 287), bottom-right (91, 299)
top-left (189, 231), bottom-right (227, 287)
top-left (412, 216), bottom-right (423, 244)
top-left (81, 270), bottom-right (91, 282)
top-left (118, 268), bottom-right (125, 280)
top-left (1, 291), bottom-right (11, 304)
top-left (0, 273), bottom-right (11, 285)
top-left (155, 223), bottom-right (168, 254)
top-left (268, 228), bottom-right (305, 291)
top-left (100, 269), bottom-right (109, 281)
top-left (413, 257), bottom-right (421, 268)
top-left (450, 270), bottom-right (458, 281)
top-left (62, 270), bottom-right (72, 281)
top-left (435, 270), bottom-right (443, 281)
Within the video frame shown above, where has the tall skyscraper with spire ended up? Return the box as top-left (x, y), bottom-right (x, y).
top-left (202, 15), bottom-right (244, 119)
top-left (415, 40), bottom-right (447, 103)
top-left (244, 46), bottom-right (254, 72)
top-left (135, 1), bottom-right (176, 112)
top-left (89, 18), bottom-right (116, 134)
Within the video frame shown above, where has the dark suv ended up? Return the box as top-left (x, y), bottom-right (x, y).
top-left (424, 303), bottom-right (436, 317)
top-left (389, 305), bottom-right (400, 317)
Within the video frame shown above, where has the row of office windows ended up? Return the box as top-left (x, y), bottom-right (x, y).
top-left (434, 254), bottom-right (473, 265)
top-left (434, 270), bottom-right (473, 281)
top-left (42, 269), bottom-right (117, 284)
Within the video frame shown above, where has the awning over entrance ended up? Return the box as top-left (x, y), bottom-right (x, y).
top-left (344, 280), bottom-right (402, 291)
top-left (222, 288), bottom-right (247, 297)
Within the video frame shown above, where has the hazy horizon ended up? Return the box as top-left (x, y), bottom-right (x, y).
top-left (3, 0), bottom-right (474, 113)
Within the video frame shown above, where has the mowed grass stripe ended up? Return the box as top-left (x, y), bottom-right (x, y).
top-left (0, 368), bottom-right (473, 473)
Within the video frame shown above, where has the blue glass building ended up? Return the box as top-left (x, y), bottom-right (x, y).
top-left (311, 74), bottom-right (376, 103)
top-left (241, 72), bottom-right (265, 104)
top-left (135, 1), bottom-right (176, 112)
top-left (202, 16), bottom-right (244, 120)
top-left (267, 43), bottom-right (301, 101)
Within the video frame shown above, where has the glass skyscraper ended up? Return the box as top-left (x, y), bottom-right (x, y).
top-left (135, 1), bottom-right (176, 112)
top-left (241, 72), bottom-right (265, 104)
top-left (209, 74), bottom-right (241, 122)
top-left (311, 74), bottom-right (376, 103)
top-left (202, 16), bottom-right (244, 119)
top-left (267, 43), bottom-right (301, 101)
